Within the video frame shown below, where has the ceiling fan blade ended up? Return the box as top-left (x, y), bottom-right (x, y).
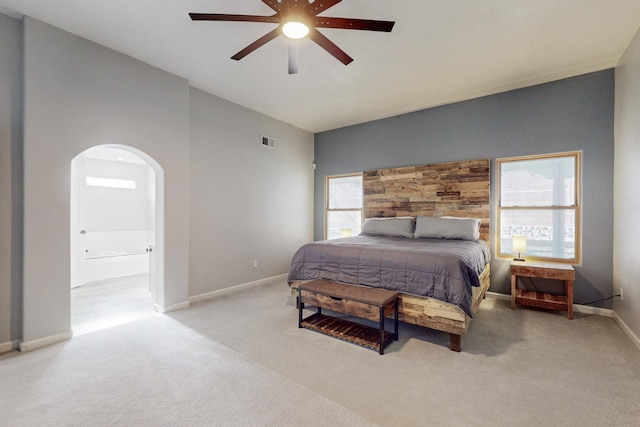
top-left (307, 0), bottom-right (342, 16)
top-left (314, 17), bottom-right (395, 32)
top-left (231, 28), bottom-right (281, 61)
top-left (288, 41), bottom-right (300, 74)
top-left (262, 0), bottom-right (282, 12)
top-left (189, 13), bottom-right (279, 24)
top-left (308, 28), bottom-right (353, 65)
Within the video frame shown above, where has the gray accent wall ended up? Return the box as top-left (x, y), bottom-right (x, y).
top-left (0, 14), bottom-right (23, 349)
top-left (614, 27), bottom-right (640, 343)
top-left (315, 70), bottom-right (615, 308)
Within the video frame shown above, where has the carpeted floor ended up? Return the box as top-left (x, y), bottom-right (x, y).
top-left (2, 279), bottom-right (640, 426)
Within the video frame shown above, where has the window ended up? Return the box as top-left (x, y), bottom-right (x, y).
top-left (86, 176), bottom-right (137, 190)
top-left (497, 152), bottom-right (581, 263)
top-left (325, 174), bottom-right (363, 240)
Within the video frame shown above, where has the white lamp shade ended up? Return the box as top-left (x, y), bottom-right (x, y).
top-left (512, 235), bottom-right (527, 254)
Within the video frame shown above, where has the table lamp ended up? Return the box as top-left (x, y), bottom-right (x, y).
top-left (512, 235), bottom-right (527, 261)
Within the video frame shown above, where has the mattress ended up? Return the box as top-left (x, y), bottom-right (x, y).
top-left (288, 235), bottom-right (491, 317)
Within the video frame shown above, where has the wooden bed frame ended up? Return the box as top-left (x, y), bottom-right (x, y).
top-left (291, 158), bottom-right (491, 352)
top-left (290, 264), bottom-right (490, 352)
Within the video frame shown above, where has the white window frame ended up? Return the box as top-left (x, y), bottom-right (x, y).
top-left (325, 173), bottom-right (363, 240)
top-left (497, 151), bottom-right (581, 264)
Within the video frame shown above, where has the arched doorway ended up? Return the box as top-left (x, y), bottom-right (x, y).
top-left (70, 145), bottom-right (165, 335)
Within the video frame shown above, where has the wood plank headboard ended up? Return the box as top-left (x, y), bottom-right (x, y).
top-left (363, 159), bottom-right (490, 243)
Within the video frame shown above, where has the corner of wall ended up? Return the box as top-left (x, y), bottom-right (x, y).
top-left (613, 312), bottom-right (640, 352)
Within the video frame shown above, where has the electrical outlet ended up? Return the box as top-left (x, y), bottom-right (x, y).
top-left (253, 260), bottom-right (258, 269)
top-left (620, 288), bottom-right (623, 301)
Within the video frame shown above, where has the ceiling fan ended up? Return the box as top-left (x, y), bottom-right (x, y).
top-left (189, 0), bottom-right (395, 74)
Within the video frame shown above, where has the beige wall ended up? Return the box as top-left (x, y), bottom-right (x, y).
top-left (614, 26), bottom-right (640, 346)
top-left (0, 13), bottom-right (22, 351)
top-left (21, 17), bottom-right (191, 346)
top-left (2, 14), bottom-right (314, 351)
top-left (188, 88), bottom-right (314, 296)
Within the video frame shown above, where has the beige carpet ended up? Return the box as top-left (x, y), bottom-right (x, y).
top-left (1, 311), bottom-right (374, 426)
top-left (2, 279), bottom-right (640, 426)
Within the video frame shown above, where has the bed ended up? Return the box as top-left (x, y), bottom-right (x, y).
top-left (288, 158), bottom-right (491, 351)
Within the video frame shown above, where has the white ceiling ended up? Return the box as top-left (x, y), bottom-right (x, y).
top-left (2, 0), bottom-right (640, 133)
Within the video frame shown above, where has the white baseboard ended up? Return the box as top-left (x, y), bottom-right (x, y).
top-left (613, 312), bottom-right (640, 352)
top-left (487, 291), bottom-right (613, 317)
top-left (190, 273), bottom-right (288, 304)
top-left (80, 272), bottom-right (149, 288)
top-left (486, 291), bottom-right (510, 301)
top-left (19, 331), bottom-right (73, 352)
top-left (0, 340), bottom-right (19, 354)
top-left (154, 300), bottom-right (191, 313)
top-left (574, 304), bottom-right (613, 317)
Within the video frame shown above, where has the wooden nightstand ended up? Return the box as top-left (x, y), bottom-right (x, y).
top-left (511, 260), bottom-right (575, 319)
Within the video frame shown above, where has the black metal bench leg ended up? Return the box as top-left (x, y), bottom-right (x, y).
top-left (379, 305), bottom-right (384, 355)
top-left (394, 298), bottom-right (399, 340)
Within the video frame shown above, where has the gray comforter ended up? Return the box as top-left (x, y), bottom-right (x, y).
top-left (288, 235), bottom-right (491, 317)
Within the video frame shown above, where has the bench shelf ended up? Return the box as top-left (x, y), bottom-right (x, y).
top-left (298, 280), bottom-right (399, 355)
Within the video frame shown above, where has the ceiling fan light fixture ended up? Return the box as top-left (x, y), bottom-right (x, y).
top-left (281, 20), bottom-right (310, 39)
top-left (189, 0), bottom-right (395, 71)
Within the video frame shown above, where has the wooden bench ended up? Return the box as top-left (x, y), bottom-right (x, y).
top-left (297, 279), bottom-right (399, 355)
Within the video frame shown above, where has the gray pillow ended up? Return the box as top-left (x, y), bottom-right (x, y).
top-left (414, 216), bottom-right (480, 241)
top-left (360, 217), bottom-right (415, 238)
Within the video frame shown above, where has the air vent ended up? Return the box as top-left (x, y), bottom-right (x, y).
top-left (261, 135), bottom-right (276, 149)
